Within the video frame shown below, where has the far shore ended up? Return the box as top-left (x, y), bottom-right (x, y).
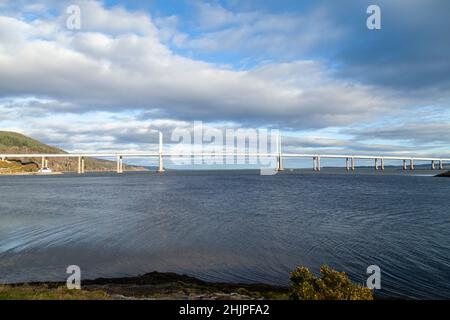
top-left (0, 168), bottom-right (447, 177)
top-left (0, 169), bottom-right (150, 176)
top-left (0, 172), bottom-right (64, 176)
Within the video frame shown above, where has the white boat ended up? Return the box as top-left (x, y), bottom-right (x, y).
top-left (38, 167), bottom-right (52, 173)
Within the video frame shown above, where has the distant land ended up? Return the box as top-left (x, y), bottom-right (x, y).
top-left (0, 131), bottom-right (147, 174)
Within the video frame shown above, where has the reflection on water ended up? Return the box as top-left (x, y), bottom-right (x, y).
top-left (0, 170), bottom-right (449, 299)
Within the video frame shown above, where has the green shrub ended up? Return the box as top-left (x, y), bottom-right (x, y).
top-left (289, 265), bottom-right (373, 300)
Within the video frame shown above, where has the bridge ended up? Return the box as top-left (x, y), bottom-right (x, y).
top-left (0, 134), bottom-right (448, 173)
top-left (1, 153), bottom-right (448, 174)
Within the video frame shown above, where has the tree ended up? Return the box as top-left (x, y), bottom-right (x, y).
top-left (289, 265), bottom-right (373, 300)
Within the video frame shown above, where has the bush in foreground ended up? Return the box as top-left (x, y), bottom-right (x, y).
top-left (289, 265), bottom-right (373, 300)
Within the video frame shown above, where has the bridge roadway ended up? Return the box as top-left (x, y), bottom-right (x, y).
top-left (1, 152), bottom-right (449, 173)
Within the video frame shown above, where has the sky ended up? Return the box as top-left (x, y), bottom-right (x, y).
top-left (0, 0), bottom-right (449, 167)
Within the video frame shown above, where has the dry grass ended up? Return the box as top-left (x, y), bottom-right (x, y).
top-left (0, 285), bottom-right (111, 300)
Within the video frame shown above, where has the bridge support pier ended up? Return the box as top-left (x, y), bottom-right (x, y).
top-left (313, 156), bottom-right (321, 172)
top-left (351, 157), bottom-right (355, 171)
top-left (81, 157), bottom-right (85, 174)
top-left (156, 131), bottom-right (165, 173)
top-left (375, 158), bottom-right (379, 170)
top-left (277, 155), bottom-right (284, 172)
top-left (77, 156), bottom-right (81, 174)
top-left (403, 160), bottom-right (407, 170)
top-left (410, 159), bottom-right (414, 170)
top-left (76, 156), bottom-right (85, 174)
top-left (116, 156), bottom-right (123, 174)
top-left (157, 155), bottom-right (165, 173)
top-left (439, 160), bottom-right (444, 170)
top-left (277, 133), bottom-right (284, 172)
top-left (431, 161), bottom-right (435, 170)
top-left (381, 158), bottom-right (385, 171)
top-left (346, 158), bottom-right (350, 171)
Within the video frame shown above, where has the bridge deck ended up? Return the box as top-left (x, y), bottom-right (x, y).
top-left (1, 153), bottom-right (449, 162)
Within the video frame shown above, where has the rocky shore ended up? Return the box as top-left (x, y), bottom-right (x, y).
top-left (2, 271), bottom-right (289, 300)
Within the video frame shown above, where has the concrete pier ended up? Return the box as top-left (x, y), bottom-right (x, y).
top-left (76, 156), bottom-right (85, 174)
top-left (381, 158), bottom-right (385, 171)
top-left (277, 155), bottom-right (284, 172)
top-left (157, 154), bottom-right (165, 173)
top-left (156, 131), bottom-right (165, 173)
top-left (403, 160), bottom-right (407, 170)
top-left (351, 157), bottom-right (355, 171)
top-left (116, 155), bottom-right (123, 173)
top-left (431, 160), bottom-right (435, 170)
top-left (346, 157), bottom-right (350, 171)
top-left (410, 159), bottom-right (414, 170)
top-left (41, 157), bottom-right (45, 169)
top-left (277, 133), bottom-right (284, 172)
top-left (439, 160), bottom-right (444, 170)
top-left (81, 157), bottom-right (85, 174)
top-left (312, 156), bottom-right (321, 172)
top-left (375, 158), bottom-right (379, 170)
top-left (77, 156), bottom-right (81, 174)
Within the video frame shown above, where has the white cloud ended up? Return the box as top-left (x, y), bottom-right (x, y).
top-left (68, 0), bottom-right (157, 36)
top-left (176, 2), bottom-right (345, 59)
top-left (0, 0), bottom-right (446, 157)
top-left (0, 4), bottom-right (399, 129)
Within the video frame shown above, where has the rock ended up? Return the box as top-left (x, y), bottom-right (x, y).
top-left (436, 171), bottom-right (450, 177)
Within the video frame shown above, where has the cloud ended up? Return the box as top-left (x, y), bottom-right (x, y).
top-left (347, 122), bottom-right (450, 146)
top-left (174, 2), bottom-right (345, 60)
top-left (0, 1), bottom-right (402, 130)
top-left (323, 0), bottom-right (450, 93)
top-left (0, 0), bottom-right (448, 158)
top-left (173, 0), bottom-right (450, 98)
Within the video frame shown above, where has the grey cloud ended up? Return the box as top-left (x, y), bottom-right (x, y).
top-left (345, 122), bottom-right (450, 146)
top-left (282, 135), bottom-right (418, 153)
top-left (325, 0), bottom-right (450, 93)
top-left (0, 11), bottom-right (399, 130)
top-left (177, 3), bottom-right (344, 60)
top-left (177, 0), bottom-right (450, 99)
top-left (0, 0), bottom-right (448, 158)
top-left (282, 136), bottom-right (350, 149)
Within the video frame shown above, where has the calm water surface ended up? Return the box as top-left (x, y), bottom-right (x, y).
top-left (0, 171), bottom-right (449, 299)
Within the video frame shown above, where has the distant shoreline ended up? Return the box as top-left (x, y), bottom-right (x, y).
top-left (0, 169), bottom-right (150, 176)
top-left (0, 172), bottom-right (63, 176)
top-left (0, 168), bottom-right (446, 176)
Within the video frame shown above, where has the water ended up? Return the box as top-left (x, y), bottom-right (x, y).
top-left (0, 170), bottom-right (449, 299)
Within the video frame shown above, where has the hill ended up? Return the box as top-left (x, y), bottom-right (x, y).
top-left (0, 131), bottom-right (147, 174)
top-left (0, 131), bottom-right (66, 154)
